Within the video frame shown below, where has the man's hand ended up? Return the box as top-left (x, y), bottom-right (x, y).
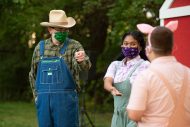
top-left (75, 51), bottom-right (85, 63)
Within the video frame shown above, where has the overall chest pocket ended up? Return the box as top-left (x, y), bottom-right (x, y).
top-left (40, 64), bottom-right (63, 84)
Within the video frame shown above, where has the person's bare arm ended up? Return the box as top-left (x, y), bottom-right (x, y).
top-left (104, 77), bottom-right (122, 96)
top-left (127, 109), bottom-right (144, 122)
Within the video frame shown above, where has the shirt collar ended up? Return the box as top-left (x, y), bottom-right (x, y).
top-left (151, 56), bottom-right (177, 64)
top-left (121, 55), bottom-right (141, 66)
top-left (46, 38), bottom-right (64, 48)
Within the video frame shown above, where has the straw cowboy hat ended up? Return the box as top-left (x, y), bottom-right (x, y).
top-left (40, 10), bottom-right (76, 28)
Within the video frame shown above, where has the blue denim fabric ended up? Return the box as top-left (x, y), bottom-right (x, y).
top-left (35, 49), bottom-right (79, 127)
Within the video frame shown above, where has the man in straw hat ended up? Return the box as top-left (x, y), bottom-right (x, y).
top-left (127, 21), bottom-right (190, 127)
top-left (29, 10), bottom-right (91, 127)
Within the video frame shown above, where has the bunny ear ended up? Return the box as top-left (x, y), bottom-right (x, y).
top-left (165, 21), bottom-right (178, 32)
top-left (137, 24), bottom-right (154, 34)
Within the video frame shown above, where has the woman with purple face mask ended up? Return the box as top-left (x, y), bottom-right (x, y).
top-left (104, 31), bottom-right (150, 127)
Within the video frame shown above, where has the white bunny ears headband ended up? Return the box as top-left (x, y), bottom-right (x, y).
top-left (136, 21), bottom-right (178, 47)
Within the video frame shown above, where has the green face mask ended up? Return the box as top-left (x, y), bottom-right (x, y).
top-left (54, 32), bottom-right (68, 43)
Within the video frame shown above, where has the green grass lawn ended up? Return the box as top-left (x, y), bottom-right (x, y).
top-left (0, 102), bottom-right (112, 127)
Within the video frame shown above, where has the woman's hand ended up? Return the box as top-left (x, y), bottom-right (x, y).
top-left (110, 87), bottom-right (122, 96)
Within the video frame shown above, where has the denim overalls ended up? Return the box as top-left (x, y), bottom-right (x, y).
top-left (35, 39), bottom-right (79, 127)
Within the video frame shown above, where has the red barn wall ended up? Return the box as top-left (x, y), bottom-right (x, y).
top-left (164, 0), bottom-right (190, 67)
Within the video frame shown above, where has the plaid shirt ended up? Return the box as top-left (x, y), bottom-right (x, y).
top-left (29, 38), bottom-right (91, 98)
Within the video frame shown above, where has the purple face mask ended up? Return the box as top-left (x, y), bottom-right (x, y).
top-left (122, 47), bottom-right (139, 59)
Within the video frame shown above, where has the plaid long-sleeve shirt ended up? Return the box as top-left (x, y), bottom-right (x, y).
top-left (29, 38), bottom-right (91, 98)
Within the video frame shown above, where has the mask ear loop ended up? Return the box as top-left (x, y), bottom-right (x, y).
top-left (147, 34), bottom-right (152, 47)
top-left (145, 44), bottom-right (151, 54)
